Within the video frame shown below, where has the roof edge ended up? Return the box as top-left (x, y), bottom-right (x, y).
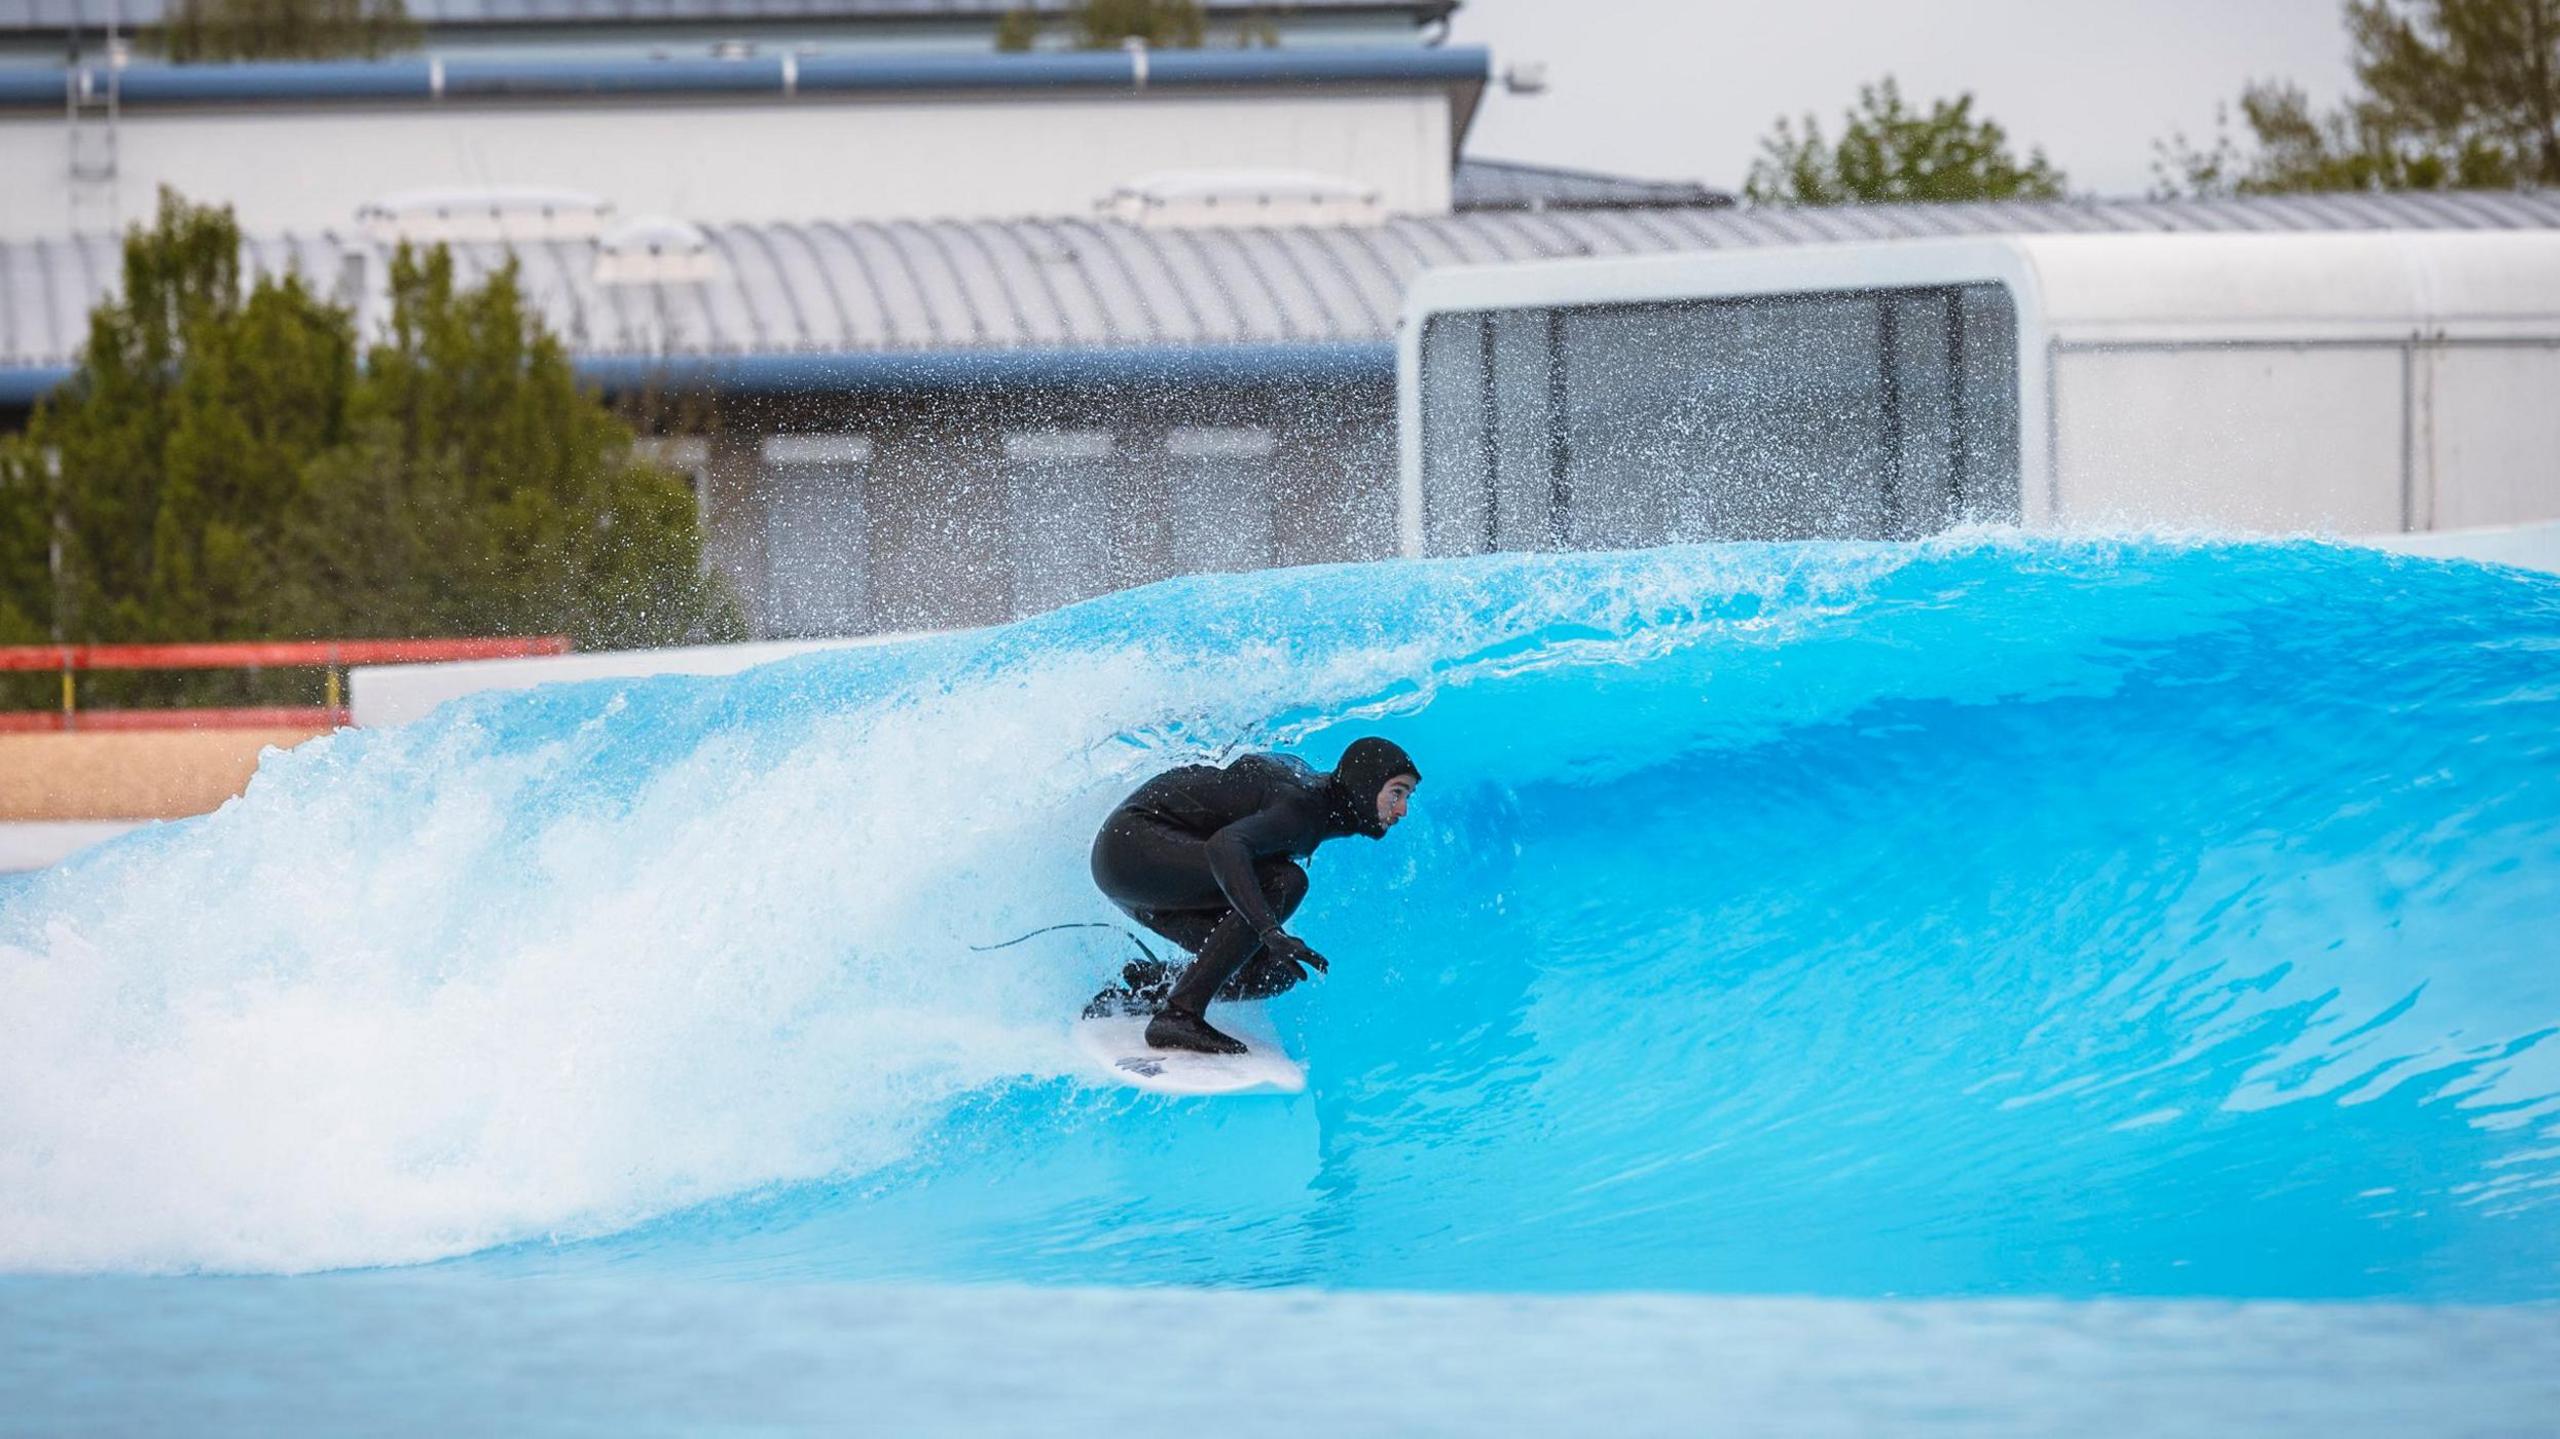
top-left (0, 45), bottom-right (1490, 112)
top-left (0, 341), bottom-right (1395, 407)
top-left (583, 339), bottom-right (1396, 394)
top-left (0, 0), bottom-right (1462, 37)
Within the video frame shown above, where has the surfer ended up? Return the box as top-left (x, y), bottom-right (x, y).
top-left (1086, 737), bottom-right (1421, 1055)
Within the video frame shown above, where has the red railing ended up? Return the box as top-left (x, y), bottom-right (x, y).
top-left (0, 636), bottom-right (572, 732)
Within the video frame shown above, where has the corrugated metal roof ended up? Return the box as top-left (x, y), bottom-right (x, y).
top-left (5, 190), bottom-right (2558, 380)
top-left (1453, 158), bottom-right (1732, 212)
top-left (0, 0), bottom-right (1448, 32)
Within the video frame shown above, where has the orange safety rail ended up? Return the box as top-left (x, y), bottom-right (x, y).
top-left (0, 636), bottom-right (570, 672)
top-left (0, 635), bottom-right (570, 732)
top-left (0, 707), bottom-right (352, 733)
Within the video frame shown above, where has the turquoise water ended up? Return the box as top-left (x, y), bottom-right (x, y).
top-left (4, 536), bottom-right (2559, 1429)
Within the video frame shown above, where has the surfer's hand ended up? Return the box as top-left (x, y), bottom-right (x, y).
top-left (1263, 932), bottom-right (1328, 978)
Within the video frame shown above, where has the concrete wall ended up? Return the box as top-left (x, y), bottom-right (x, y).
top-left (1, 89), bottom-right (1454, 241)
top-left (0, 726), bottom-right (329, 821)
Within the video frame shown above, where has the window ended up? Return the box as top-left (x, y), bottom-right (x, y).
top-left (1005, 429), bottom-right (1115, 618)
top-left (759, 434), bottom-right (870, 637)
top-left (1417, 283), bottom-right (2021, 555)
top-left (1166, 426), bottom-right (1277, 575)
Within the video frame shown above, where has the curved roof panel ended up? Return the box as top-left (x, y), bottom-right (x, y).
top-left (3, 189), bottom-right (2558, 382)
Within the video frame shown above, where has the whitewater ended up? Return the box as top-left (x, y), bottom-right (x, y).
top-left (5, 533), bottom-right (2560, 1432)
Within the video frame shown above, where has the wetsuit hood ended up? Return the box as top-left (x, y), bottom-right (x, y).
top-left (1325, 736), bottom-right (1421, 840)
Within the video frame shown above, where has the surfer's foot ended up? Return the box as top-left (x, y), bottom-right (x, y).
top-left (1084, 958), bottom-right (1175, 1019)
top-left (1084, 959), bottom-right (1175, 1019)
top-left (1081, 985), bottom-right (1150, 1019)
top-left (1145, 1005), bottom-right (1247, 1055)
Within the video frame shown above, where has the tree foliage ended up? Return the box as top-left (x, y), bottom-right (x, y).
top-left (159, 0), bottom-right (418, 62)
top-left (1745, 78), bottom-right (2068, 206)
top-left (0, 191), bottom-right (741, 705)
top-left (995, 0), bottom-right (1206, 51)
top-left (994, 6), bottom-right (1042, 51)
top-left (2155, 0), bottom-right (2556, 195)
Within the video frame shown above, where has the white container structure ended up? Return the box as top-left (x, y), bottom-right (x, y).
top-left (1395, 232), bottom-right (2560, 557)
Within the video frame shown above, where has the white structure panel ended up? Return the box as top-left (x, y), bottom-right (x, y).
top-left (2052, 347), bottom-right (2406, 533)
top-left (2422, 345), bottom-right (2560, 530)
top-left (348, 631), bottom-right (942, 728)
top-left (0, 92), bottom-right (1453, 241)
top-left (0, 819), bottom-right (146, 873)
top-left (2025, 232), bottom-right (2560, 343)
top-left (2364, 517), bottom-right (2560, 572)
top-left (1399, 234), bottom-right (2560, 549)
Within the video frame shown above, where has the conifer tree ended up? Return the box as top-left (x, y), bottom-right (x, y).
top-left (0, 191), bottom-right (741, 707)
top-left (278, 245), bottom-right (741, 651)
top-left (160, 0), bottom-right (418, 62)
top-left (0, 192), bottom-right (355, 701)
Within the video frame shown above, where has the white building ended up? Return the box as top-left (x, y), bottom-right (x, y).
top-left (1398, 228), bottom-right (2560, 557)
top-left (4, 0), bottom-right (2559, 634)
top-left (0, 42), bottom-right (1490, 241)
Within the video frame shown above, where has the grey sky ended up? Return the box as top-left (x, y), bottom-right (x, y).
top-left (1448, 0), bottom-right (2359, 199)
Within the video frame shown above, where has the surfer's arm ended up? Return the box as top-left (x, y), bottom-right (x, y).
top-left (1204, 808), bottom-right (1300, 938)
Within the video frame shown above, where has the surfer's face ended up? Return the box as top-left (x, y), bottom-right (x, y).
top-left (1376, 775), bottom-right (1418, 830)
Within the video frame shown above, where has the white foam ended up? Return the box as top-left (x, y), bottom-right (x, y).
top-left (0, 540), bottom-right (2093, 1274)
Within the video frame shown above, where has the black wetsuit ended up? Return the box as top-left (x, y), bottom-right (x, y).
top-left (1087, 744), bottom-right (1409, 1023)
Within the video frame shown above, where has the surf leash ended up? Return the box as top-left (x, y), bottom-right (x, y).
top-left (970, 921), bottom-right (1168, 968)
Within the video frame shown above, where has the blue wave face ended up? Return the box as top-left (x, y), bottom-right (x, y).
top-left (3, 536), bottom-right (2557, 1300)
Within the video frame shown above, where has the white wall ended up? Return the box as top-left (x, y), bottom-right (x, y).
top-left (2052, 346), bottom-right (2409, 532)
top-left (2422, 346), bottom-right (2560, 530)
top-left (349, 631), bottom-right (945, 729)
top-left (2049, 338), bottom-right (2560, 535)
top-left (2360, 517), bottom-right (2560, 571)
top-left (0, 819), bottom-right (146, 873)
top-left (3, 91), bottom-right (1454, 241)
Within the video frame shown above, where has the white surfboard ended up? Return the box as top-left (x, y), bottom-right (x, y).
top-left (1073, 1003), bottom-right (1306, 1096)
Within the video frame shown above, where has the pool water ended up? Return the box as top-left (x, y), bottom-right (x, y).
top-left (5, 536), bottom-right (2558, 1430)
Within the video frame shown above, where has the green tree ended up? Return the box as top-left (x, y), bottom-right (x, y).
top-left (277, 245), bottom-right (741, 650)
top-left (1745, 77), bottom-right (2066, 206)
top-left (0, 191), bottom-right (357, 703)
top-left (1073, 0), bottom-right (1204, 48)
top-left (995, 0), bottom-right (1207, 52)
top-left (0, 191), bottom-right (740, 707)
top-left (159, 0), bottom-right (418, 62)
top-left (2156, 0), bottom-right (2553, 195)
top-left (995, 6), bottom-right (1043, 52)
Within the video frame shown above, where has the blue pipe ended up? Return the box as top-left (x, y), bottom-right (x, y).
top-left (793, 51), bottom-right (1141, 94)
top-left (444, 55), bottom-right (788, 100)
top-left (0, 342), bottom-right (1393, 407)
top-left (113, 59), bottom-right (440, 104)
top-left (576, 340), bottom-right (1396, 395)
top-left (0, 366), bottom-right (71, 407)
top-left (0, 46), bottom-right (1488, 112)
top-left (0, 67), bottom-right (60, 105)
